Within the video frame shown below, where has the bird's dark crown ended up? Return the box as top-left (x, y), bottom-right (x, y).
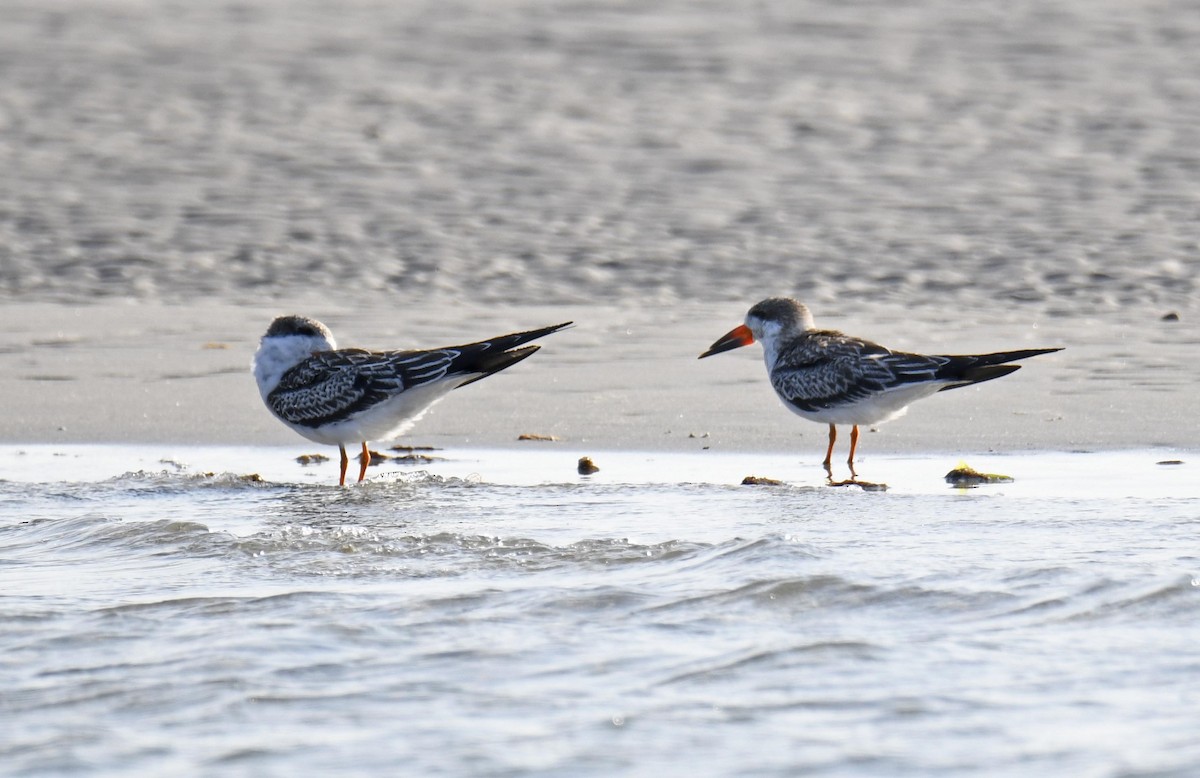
top-left (747, 297), bottom-right (813, 327)
top-left (265, 315), bottom-right (331, 340)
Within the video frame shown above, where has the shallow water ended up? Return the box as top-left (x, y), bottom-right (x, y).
top-left (2, 445), bottom-right (1197, 775)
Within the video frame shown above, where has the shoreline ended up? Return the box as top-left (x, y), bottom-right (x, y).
top-left (3, 443), bottom-right (1194, 502)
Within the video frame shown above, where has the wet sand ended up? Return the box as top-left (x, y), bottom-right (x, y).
top-left (0, 300), bottom-right (1194, 461)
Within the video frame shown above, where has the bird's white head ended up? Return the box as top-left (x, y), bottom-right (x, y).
top-left (698, 297), bottom-right (816, 363)
top-left (252, 315), bottom-right (337, 398)
top-left (744, 298), bottom-right (816, 369)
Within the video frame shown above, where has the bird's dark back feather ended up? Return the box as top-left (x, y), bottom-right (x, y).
top-left (267, 322), bottom-right (571, 428)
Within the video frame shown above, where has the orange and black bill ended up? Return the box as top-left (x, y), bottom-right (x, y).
top-left (698, 324), bottom-right (755, 359)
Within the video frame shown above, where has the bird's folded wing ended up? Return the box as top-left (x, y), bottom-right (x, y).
top-left (268, 348), bottom-right (459, 427)
top-left (771, 339), bottom-right (949, 412)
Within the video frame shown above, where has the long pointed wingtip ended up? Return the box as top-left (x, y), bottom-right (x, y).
top-left (536, 321), bottom-right (574, 338)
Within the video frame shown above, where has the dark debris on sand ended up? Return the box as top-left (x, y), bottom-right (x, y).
top-left (741, 475), bottom-right (785, 486)
top-left (827, 478), bottom-right (888, 491)
top-left (945, 462), bottom-right (1014, 486)
top-left (363, 449), bottom-right (442, 466)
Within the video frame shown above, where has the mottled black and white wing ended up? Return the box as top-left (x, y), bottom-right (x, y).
top-left (266, 348), bottom-right (460, 429)
top-left (770, 332), bottom-right (950, 413)
top-left (266, 321), bottom-right (572, 429)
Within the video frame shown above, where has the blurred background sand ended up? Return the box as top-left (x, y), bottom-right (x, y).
top-left (0, 0), bottom-right (1196, 454)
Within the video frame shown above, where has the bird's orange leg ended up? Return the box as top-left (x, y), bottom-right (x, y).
top-left (338, 444), bottom-right (349, 486)
top-left (358, 441), bottom-right (370, 483)
top-left (823, 424), bottom-right (837, 470)
top-left (847, 425), bottom-right (861, 480)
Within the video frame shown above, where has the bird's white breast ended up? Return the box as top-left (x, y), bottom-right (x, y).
top-left (286, 380), bottom-right (466, 446)
top-left (774, 382), bottom-right (943, 426)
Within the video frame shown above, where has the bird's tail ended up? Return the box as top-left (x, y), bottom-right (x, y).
top-left (937, 347), bottom-right (1062, 392)
top-left (453, 322), bottom-right (573, 387)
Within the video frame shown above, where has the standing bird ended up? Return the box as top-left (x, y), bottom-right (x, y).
top-left (254, 316), bottom-right (571, 485)
top-left (698, 298), bottom-right (1060, 474)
